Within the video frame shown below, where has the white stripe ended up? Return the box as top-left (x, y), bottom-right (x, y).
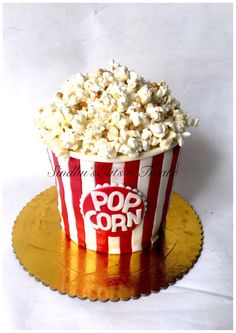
top-left (110, 162), bottom-right (124, 184)
top-left (108, 237), bottom-right (120, 254)
top-left (151, 150), bottom-right (173, 243)
top-left (48, 151), bottom-right (64, 231)
top-left (131, 157), bottom-right (153, 252)
top-left (59, 157), bottom-right (78, 244)
top-left (109, 162), bottom-right (125, 252)
top-left (80, 160), bottom-right (96, 250)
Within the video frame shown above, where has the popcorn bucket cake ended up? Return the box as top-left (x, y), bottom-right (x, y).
top-left (36, 60), bottom-right (198, 254)
top-left (48, 145), bottom-right (180, 253)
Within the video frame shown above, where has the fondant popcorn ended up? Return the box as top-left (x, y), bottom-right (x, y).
top-left (36, 60), bottom-right (199, 158)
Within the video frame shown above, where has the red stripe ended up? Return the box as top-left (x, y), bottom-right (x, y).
top-left (94, 162), bottom-right (113, 253)
top-left (94, 162), bottom-right (112, 186)
top-left (141, 153), bottom-right (164, 249)
top-left (166, 146), bottom-right (181, 213)
top-left (68, 157), bottom-right (85, 247)
top-left (161, 145), bottom-right (180, 225)
top-left (52, 152), bottom-right (70, 238)
top-left (120, 160), bottom-right (140, 253)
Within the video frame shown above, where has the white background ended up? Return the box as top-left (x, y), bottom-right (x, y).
top-left (2, 3), bottom-right (233, 330)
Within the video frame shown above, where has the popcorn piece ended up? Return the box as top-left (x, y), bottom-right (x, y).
top-left (141, 128), bottom-right (152, 140)
top-left (111, 111), bottom-right (121, 124)
top-left (114, 66), bottom-right (129, 82)
top-left (130, 112), bottom-right (142, 127)
top-left (137, 85), bottom-right (152, 104)
top-left (126, 102), bottom-right (143, 114)
top-left (107, 126), bottom-right (119, 141)
top-left (84, 124), bottom-right (105, 141)
top-left (146, 104), bottom-right (164, 121)
top-left (117, 118), bottom-right (130, 129)
top-left (76, 111), bottom-right (87, 123)
top-left (159, 139), bottom-right (173, 150)
top-left (150, 136), bottom-right (160, 146)
top-left (149, 123), bottom-right (167, 138)
top-left (119, 144), bottom-right (130, 155)
top-left (117, 95), bottom-right (129, 112)
top-left (155, 82), bottom-right (168, 98)
top-left (141, 140), bottom-right (150, 151)
top-left (127, 137), bottom-right (140, 150)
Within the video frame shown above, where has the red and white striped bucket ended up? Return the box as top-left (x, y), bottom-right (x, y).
top-left (48, 145), bottom-right (180, 254)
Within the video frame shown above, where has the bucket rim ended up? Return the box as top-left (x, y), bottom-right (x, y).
top-left (57, 142), bottom-right (179, 163)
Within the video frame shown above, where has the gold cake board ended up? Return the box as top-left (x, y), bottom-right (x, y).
top-left (12, 186), bottom-right (203, 302)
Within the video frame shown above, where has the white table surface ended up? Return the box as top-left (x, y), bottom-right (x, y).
top-left (2, 3), bottom-right (233, 330)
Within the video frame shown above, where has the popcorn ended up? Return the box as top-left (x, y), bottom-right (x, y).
top-left (114, 66), bottom-right (129, 82)
top-left (145, 103), bottom-right (164, 121)
top-left (130, 112), bottom-right (143, 127)
top-left (70, 117), bottom-right (85, 133)
top-left (36, 60), bottom-right (199, 158)
top-left (149, 123), bottom-right (167, 138)
top-left (60, 130), bottom-right (79, 150)
top-left (117, 118), bottom-right (130, 129)
top-left (155, 83), bottom-right (168, 98)
top-left (150, 136), bottom-right (160, 147)
top-left (137, 85), bottom-right (152, 104)
top-left (94, 138), bottom-right (116, 159)
top-left (141, 140), bottom-right (149, 151)
top-left (119, 144), bottom-right (130, 156)
top-left (127, 137), bottom-right (140, 150)
top-left (111, 111), bottom-right (121, 124)
top-left (85, 123), bottom-right (105, 140)
top-left (76, 111), bottom-right (87, 123)
top-left (117, 94), bottom-right (129, 111)
top-left (107, 126), bottom-right (119, 141)
top-left (141, 128), bottom-right (152, 140)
